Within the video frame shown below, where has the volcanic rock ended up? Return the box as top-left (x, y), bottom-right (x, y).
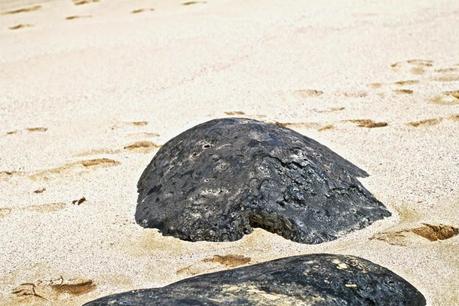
top-left (136, 118), bottom-right (390, 243)
top-left (84, 254), bottom-right (425, 306)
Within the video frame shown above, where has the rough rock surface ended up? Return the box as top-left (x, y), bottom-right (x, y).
top-left (136, 118), bottom-right (390, 243)
top-left (84, 254), bottom-right (425, 306)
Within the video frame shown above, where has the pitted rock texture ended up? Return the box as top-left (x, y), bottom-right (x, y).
top-left (84, 254), bottom-right (425, 306)
top-left (136, 118), bottom-right (390, 243)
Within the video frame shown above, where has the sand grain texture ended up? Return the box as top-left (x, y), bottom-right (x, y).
top-left (1, 0), bottom-right (458, 305)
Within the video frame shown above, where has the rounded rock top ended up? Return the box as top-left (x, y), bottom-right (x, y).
top-left (136, 118), bottom-right (390, 244)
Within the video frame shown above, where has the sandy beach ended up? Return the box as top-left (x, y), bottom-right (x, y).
top-left (1, 0), bottom-right (458, 305)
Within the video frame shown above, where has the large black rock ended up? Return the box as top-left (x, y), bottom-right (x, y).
top-left (136, 118), bottom-right (390, 244)
top-left (84, 254), bottom-right (425, 306)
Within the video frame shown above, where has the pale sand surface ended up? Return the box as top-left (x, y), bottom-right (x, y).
top-left (1, 0), bottom-right (458, 305)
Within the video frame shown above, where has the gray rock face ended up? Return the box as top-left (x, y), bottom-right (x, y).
top-left (136, 118), bottom-right (390, 244)
top-left (84, 254), bottom-right (425, 306)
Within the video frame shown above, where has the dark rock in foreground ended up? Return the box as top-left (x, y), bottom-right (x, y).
top-left (84, 254), bottom-right (425, 306)
top-left (136, 118), bottom-right (390, 244)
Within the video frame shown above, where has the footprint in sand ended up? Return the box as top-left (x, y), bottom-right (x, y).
top-left (77, 140), bottom-right (161, 157)
top-left (312, 107), bottom-right (345, 113)
top-left (72, 0), bottom-right (99, 5)
top-left (275, 121), bottom-right (317, 129)
top-left (0, 208), bottom-right (12, 218)
top-left (394, 80), bottom-right (419, 86)
top-left (130, 121), bottom-right (148, 126)
top-left (408, 115), bottom-right (459, 127)
top-left (124, 141), bottom-right (161, 153)
top-left (65, 15), bottom-right (92, 20)
top-left (131, 8), bottom-right (155, 14)
top-left (346, 119), bottom-right (388, 128)
top-left (368, 82), bottom-right (383, 89)
top-left (0, 170), bottom-right (25, 181)
top-left (370, 224), bottom-right (458, 246)
top-left (407, 118), bottom-right (442, 128)
top-left (337, 91), bottom-right (368, 98)
top-left (23, 202), bottom-right (68, 213)
top-left (431, 90), bottom-right (459, 105)
top-left (434, 67), bottom-right (459, 73)
top-left (393, 89), bottom-right (414, 95)
top-left (0, 203), bottom-right (65, 216)
top-left (294, 89), bottom-right (324, 98)
top-left (33, 188), bottom-right (46, 194)
top-left (12, 277), bottom-right (95, 302)
top-left (432, 74), bottom-right (459, 82)
top-left (75, 148), bottom-right (121, 157)
top-left (410, 67), bottom-right (426, 75)
top-left (127, 131), bottom-right (160, 138)
top-left (111, 121), bottom-right (149, 130)
top-left (9, 24), bottom-right (33, 30)
top-left (29, 158), bottom-right (120, 181)
top-left (224, 111), bottom-right (245, 116)
top-left (26, 127), bottom-right (47, 132)
top-left (1, 5), bottom-right (41, 15)
top-left (406, 59), bottom-right (433, 67)
top-left (203, 255), bottom-right (251, 268)
top-left (391, 59), bottom-right (433, 75)
top-left (318, 124), bottom-right (335, 131)
top-left (274, 121), bottom-right (335, 132)
top-left (3, 127), bottom-right (47, 136)
top-left (177, 255), bottom-right (251, 276)
top-left (5, 197), bottom-right (88, 216)
top-left (182, 1), bottom-right (206, 6)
